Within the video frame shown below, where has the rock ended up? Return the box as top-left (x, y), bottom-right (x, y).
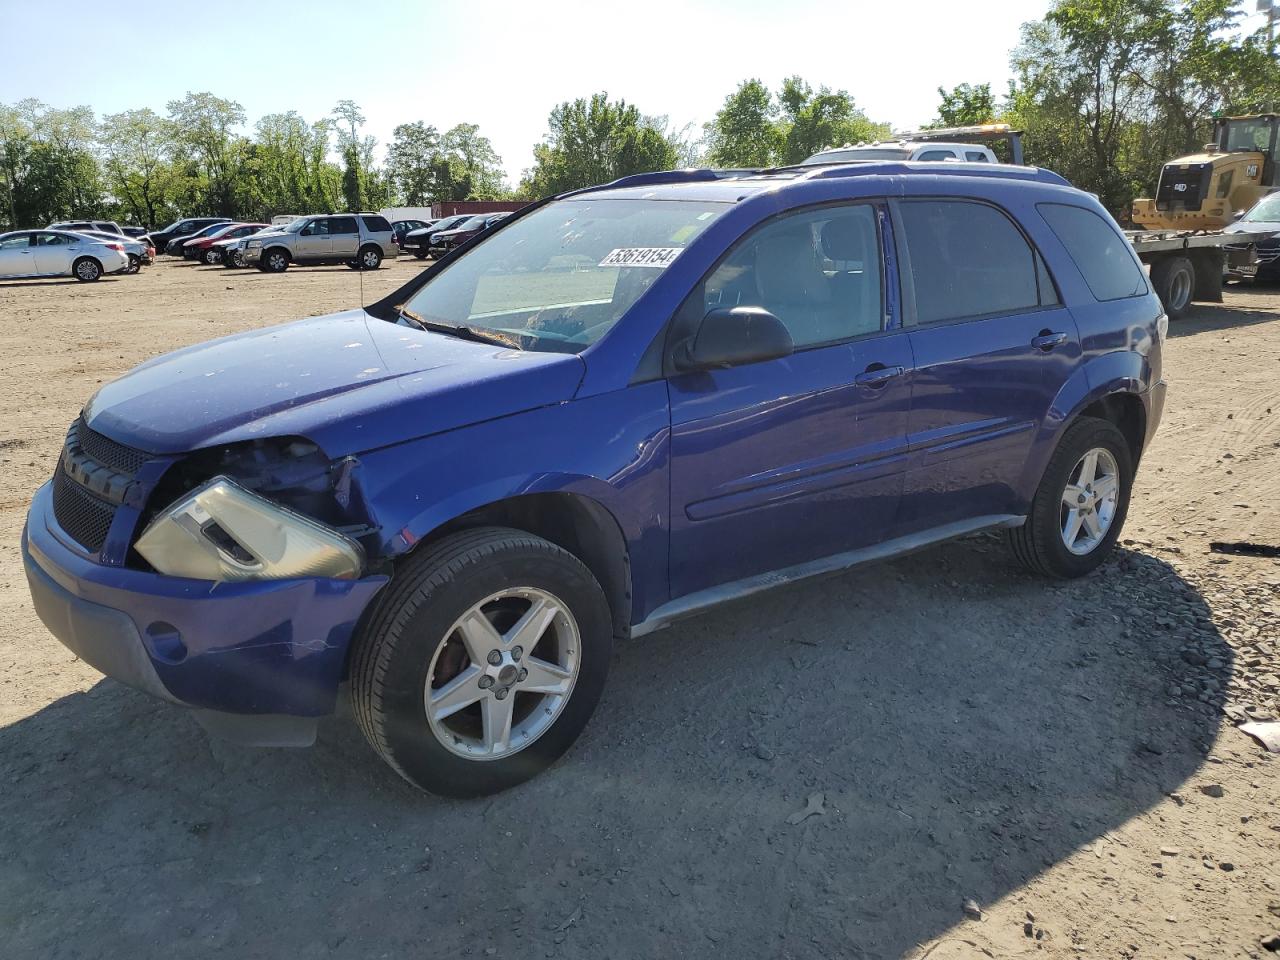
top-left (1200, 783), bottom-right (1225, 798)
top-left (962, 899), bottom-right (982, 921)
top-left (1220, 861), bottom-right (1235, 871)
top-left (754, 745), bottom-right (775, 761)
top-left (1182, 650), bottom-right (1208, 666)
top-left (1261, 934), bottom-right (1280, 952)
top-left (786, 792), bottom-right (825, 825)
top-left (1160, 846), bottom-right (1181, 856)
top-left (1024, 921), bottom-right (1034, 937)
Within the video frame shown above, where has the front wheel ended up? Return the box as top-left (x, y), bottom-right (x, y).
top-left (126, 254), bottom-right (141, 274)
top-left (204, 248), bottom-right (221, 265)
top-left (1006, 417), bottom-right (1133, 578)
top-left (351, 527), bottom-right (613, 797)
top-left (73, 257), bottom-right (102, 282)
top-left (262, 248), bottom-right (289, 273)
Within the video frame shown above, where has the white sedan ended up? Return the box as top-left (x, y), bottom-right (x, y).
top-left (0, 229), bottom-right (130, 281)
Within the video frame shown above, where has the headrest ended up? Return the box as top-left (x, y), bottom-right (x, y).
top-left (820, 216), bottom-right (872, 262)
top-left (755, 229), bottom-right (827, 306)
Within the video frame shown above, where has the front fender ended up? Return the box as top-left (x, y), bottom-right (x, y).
top-left (1015, 350), bottom-right (1154, 506)
top-left (353, 380), bottom-right (672, 620)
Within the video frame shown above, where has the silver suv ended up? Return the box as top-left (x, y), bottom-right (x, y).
top-left (242, 214), bottom-right (398, 272)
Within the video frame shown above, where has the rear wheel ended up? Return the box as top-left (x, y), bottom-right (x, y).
top-left (73, 257), bottom-right (102, 282)
top-left (1150, 255), bottom-right (1194, 319)
top-left (351, 527), bottom-right (613, 797)
top-left (358, 245), bottom-right (382, 270)
top-left (126, 254), bottom-right (141, 274)
top-left (1006, 417), bottom-right (1133, 578)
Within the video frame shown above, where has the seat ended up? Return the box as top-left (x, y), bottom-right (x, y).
top-left (819, 215), bottom-right (880, 337)
top-left (753, 229), bottom-right (844, 345)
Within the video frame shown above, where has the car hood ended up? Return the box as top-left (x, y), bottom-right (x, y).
top-left (248, 230), bottom-right (290, 242)
top-left (1225, 218), bottom-right (1280, 238)
top-left (84, 310), bottom-right (586, 457)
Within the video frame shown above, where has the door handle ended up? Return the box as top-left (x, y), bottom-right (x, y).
top-left (1032, 331), bottom-right (1068, 351)
top-left (854, 364), bottom-right (905, 387)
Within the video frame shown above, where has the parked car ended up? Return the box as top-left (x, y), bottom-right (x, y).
top-left (145, 217), bottom-right (232, 254)
top-left (164, 222), bottom-right (236, 257)
top-left (428, 212), bottom-right (512, 258)
top-left (76, 229), bottom-right (155, 273)
top-left (803, 141), bottom-right (999, 164)
top-left (22, 162), bottom-right (1167, 797)
top-left (1224, 192), bottom-right (1280, 281)
top-left (0, 229), bottom-right (129, 280)
top-left (402, 215), bottom-right (470, 258)
top-left (183, 223), bottom-right (268, 263)
top-left (242, 213), bottom-right (397, 272)
top-left (392, 218), bottom-right (432, 251)
top-left (47, 219), bottom-right (126, 236)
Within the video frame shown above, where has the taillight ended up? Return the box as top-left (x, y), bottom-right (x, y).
top-left (107, 243), bottom-right (124, 252)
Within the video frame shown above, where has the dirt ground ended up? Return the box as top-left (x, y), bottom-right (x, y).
top-left (1, 257), bottom-right (1277, 960)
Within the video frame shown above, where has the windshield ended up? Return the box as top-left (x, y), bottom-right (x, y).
top-left (1223, 119), bottom-right (1273, 152)
top-left (453, 216), bottom-right (488, 231)
top-left (805, 147), bottom-right (910, 164)
top-left (401, 198), bottom-right (728, 353)
top-left (1242, 193), bottom-right (1280, 222)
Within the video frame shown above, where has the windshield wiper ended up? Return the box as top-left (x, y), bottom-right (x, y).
top-left (397, 307), bottom-right (521, 349)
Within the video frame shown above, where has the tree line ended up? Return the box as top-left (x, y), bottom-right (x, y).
top-left (1, 0), bottom-right (1277, 231)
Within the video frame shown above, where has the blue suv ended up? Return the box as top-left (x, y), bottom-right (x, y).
top-left (22, 162), bottom-right (1167, 796)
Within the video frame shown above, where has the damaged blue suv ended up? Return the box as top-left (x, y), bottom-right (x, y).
top-left (23, 162), bottom-right (1167, 796)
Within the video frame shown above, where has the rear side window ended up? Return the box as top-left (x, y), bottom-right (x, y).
top-left (898, 199), bottom-right (1047, 323)
top-left (329, 216), bottom-right (358, 234)
top-left (965, 151), bottom-right (989, 163)
top-left (1037, 203), bottom-right (1148, 301)
top-left (360, 215), bottom-right (392, 232)
top-left (916, 149), bottom-right (955, 161)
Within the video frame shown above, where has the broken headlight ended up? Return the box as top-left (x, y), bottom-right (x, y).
top-left (135, 476), bottom-right (364, 582)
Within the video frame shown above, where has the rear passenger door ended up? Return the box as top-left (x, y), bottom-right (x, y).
top-left (892, 197), bottom-right (1079, 532)
top-left (667, 202), bottom-right (915, 598)
top-left (329, 216), bottom-right (360, 258)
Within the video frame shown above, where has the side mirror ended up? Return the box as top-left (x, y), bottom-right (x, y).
top-left (675, 306), bottom-right (794, 371)
top-left (1231, 210), bottom-right (1245, 222)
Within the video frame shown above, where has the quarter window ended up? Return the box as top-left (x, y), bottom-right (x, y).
top-left (1037, 203), bottom-right (1148, 301)
top-left (965, 151), bottom-right (990, 163)
top-left (701, 204), bottom-right (884, 348)
top-left (359, 215), bottom-right (391, 232)
top-left (898, 199), bottom-right (1044, 323)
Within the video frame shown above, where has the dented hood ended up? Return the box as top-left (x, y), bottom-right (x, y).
top-left (84, 310), bottom-right (585, 456)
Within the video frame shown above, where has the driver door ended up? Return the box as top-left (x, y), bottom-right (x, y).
top-left (294, 218), bottom-right (331, 260)
top-left (666, 202), bottom-right (915, 598)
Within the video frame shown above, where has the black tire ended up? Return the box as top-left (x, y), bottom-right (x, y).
top-left (351, 527), bottom-right (613, 797)
top-left (72, 257), bottom-right (102, 282)
top-left (262, 248), bottom-right (290, 273)
top-left (126, 254), bottom-right (141, 274)
top-left (357, 245), bottom-right (383, 270)
top-left (1006, 416), bottom-right (1133, 578)
top-left (1150, 255), bottom-right (1194, 319)
top-left (413, 252), bottom-right (427, 260)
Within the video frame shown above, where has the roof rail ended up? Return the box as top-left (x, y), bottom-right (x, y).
top-left (795, 160), bottom-right (1069, 187)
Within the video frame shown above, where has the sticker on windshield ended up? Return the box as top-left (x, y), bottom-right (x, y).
top-left (598, 247), bottom-right (683, 268)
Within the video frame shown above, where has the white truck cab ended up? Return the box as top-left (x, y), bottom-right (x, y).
top-left (803, 140), bottom-right (997, 165)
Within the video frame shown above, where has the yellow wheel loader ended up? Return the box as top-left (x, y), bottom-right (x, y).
top-left (1132, 114), bottom-right (1280, 231)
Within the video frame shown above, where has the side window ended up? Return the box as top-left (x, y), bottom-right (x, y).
top-left (359, 215), bottom-right (391, 232)
top-left (898, 199), bottom-right (1043, 323)
top-left (915, 149), bottom-right (956, 162)
top-left (700, 204), bottom-right (884, 349)
top-left (965, 151), bottom-right (990, 163)
top-left (1215, 170), bottom-right (1234, 200)
top-left (0, 234), bottom-right (31, 250)
top-left (302, 219), bottom-right (330, 236)
top-left (1037, 203), bottom-right (1148, 301)
top-left (329, 216), bottom-right (358, 234)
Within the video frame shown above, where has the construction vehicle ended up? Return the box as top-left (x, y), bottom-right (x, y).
top-left (1131, 114), bottom-right (1280, 231)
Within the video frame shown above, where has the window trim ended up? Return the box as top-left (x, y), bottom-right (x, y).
top-left (889, 196), bottom-right (1062, 328)
top-left (659, 199), bottom-right (893, 378)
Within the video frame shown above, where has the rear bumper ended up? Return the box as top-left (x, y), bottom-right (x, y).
top-left (23, 482), bottom-right (387, 722)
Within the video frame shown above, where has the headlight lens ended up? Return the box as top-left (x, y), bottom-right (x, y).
top-left (135, 476), bottom-right (364, 582)
top-left (246, 239), bottom-right (262, 248)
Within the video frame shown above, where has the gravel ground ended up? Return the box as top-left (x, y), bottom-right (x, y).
top-left (0, 259), bottom-right (1277, 959)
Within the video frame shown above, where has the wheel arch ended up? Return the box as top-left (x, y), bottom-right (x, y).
top-left (393, 490), bottom-right (632, 642)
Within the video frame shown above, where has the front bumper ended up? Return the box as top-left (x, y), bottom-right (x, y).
top-left (23, 482), bottom-right (387, 726)
top-left (242, 245), bottom-right (264, 263)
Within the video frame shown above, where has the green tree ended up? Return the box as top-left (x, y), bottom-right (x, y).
top-left (166, 92), bottom-right (247, 215)
top-left (703, 79), bottom-right (779, 166)
top-left (99, 108), bottom-right (175, 226)
top-left (777, 76), bottom-right (888, 163)
top-left (521, 93), bottom-right (678, 196)
top-left (931, 83), bottom-right (997, 127)
top-left (388, 121), bottom-right (440, 204)
top-left (440, 123), bottom-right (506, 198)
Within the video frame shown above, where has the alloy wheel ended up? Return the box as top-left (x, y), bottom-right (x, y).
top-left (425, 587), bottom-right (580, 760)
top-left (1060, 447), bottom-right (1120, 555)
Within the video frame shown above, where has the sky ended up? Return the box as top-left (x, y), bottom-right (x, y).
top-left (0, 0), bottom-right (1058, 184)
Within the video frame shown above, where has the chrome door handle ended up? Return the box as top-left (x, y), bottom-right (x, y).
top-left (854, 365), bottom-right (905, 387)
top-left (1032, 331), bottom-right (1068, 351)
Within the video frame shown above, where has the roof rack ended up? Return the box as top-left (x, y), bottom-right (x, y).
top-left (569, 159), bottom-right (1067, 195)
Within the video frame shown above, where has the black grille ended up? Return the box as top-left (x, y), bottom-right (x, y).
top-left (72, 419), bottom-right (148, 475)
top-left (52, 469), bottom-right (116, 552)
